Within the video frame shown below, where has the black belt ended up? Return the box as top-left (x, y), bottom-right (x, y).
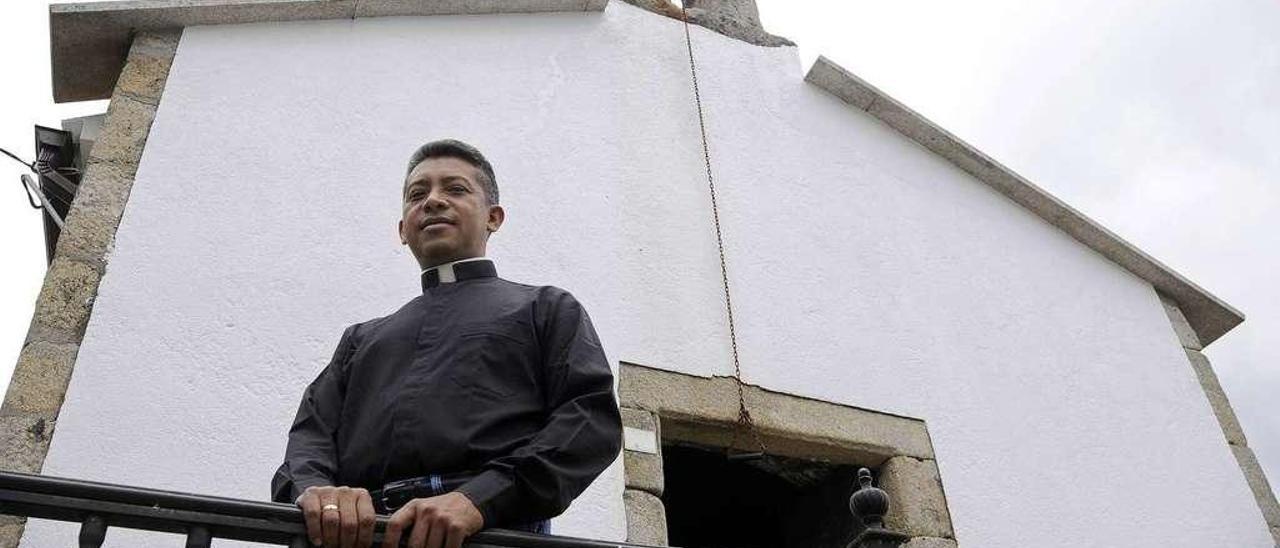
top-left (370, 471), bottom-right (476, 513)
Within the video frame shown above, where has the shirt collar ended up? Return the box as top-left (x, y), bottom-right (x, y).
top-left (421, 257), bottom-right (497, 291)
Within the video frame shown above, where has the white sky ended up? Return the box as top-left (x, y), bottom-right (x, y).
top-left (1, 0), bottom-right (1276, 501)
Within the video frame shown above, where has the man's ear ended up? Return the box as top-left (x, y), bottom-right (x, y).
top-left (397, 218), bottom-right (406, 245)
top-left (486, 205), bottom-right (505, 234)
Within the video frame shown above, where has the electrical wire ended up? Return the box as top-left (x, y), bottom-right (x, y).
top-left (1, 146), bottom-right (35, 170)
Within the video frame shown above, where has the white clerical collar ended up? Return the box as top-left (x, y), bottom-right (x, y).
top-left (421, 256), bottom-right (491, 285)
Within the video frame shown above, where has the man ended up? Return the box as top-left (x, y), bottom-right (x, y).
top-left (271, 139), bottom-right (623, 548)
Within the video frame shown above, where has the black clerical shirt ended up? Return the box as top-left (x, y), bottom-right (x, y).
top-left (270, 259), bottom-right (623, 527)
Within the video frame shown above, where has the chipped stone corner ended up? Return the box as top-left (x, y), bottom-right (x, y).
top-left (901, 537), bottom-right (958, 548)
top-left (623, 488), bottom-right (669, 546)
top-left (618, 0), bottom-right (794, 47)
top-left (1157, 290), bottom-right (1280, 543)
top-left (879, 456), bottom-right (955, 540)
top-left (0, 29), bottom-right (181, 548)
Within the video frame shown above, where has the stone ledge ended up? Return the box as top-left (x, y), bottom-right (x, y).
top-left (620, 362), bottom-right (933, 464)
top-left (1183, 349), bottom-right (1248, 447)
top-left (51, 0), bottom-right (607, 103)
top-left (1230, 445), bottom-right (1280, 533)
top-left (804, 55), bottom-right (1243, 347)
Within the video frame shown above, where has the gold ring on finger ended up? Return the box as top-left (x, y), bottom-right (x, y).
top-left (321, 503), bottom-right (339, 512)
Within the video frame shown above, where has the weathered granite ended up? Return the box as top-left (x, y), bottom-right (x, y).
top-left (112, 31), bottom-right (182, 104)
top-left (76, 93), bottom-right (158, 170)
top-left (622, 407), bottom-right (665, 496)
top-left (52, 160), bottom-right (135, 269)
top-left (619, 363), bottom-right (933, 463)
top-left (1184, 349), bottom-right (1248, 447)
top-left (682, 0), bottom-right (792, 47)
top-left (0, 414), bottom-right (56, 474)
top-left (26, 258), bottom-right (101, 340)
top-left (1158, 292), bottom-right (1203, 350)
top-left (620, 0), bottom-right (793, 47)
top-left (879, 457), bottom-right (954, 539)
top-left (900, 537), bottom-right (957, 548)
top-left (0, 341), bottom-right (79, 416)
top-left (0, 515), bottom-right (24, 548)
top-left (623, 489), bottom-right (668, 546)
top-left (1230, 445), bottom-right (1280, 538)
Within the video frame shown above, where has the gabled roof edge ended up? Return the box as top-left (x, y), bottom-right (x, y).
top-left (805, 55), bottom-right (1244, 346)
top-left (49, 0), bottom-right (608, 103)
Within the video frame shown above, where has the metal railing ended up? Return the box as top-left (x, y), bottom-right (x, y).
top-left (0, 471), bottom-right (659, 547)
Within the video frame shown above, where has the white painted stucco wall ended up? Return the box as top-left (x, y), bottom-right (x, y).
top-left (25, 2), bottom-right (1273, 546)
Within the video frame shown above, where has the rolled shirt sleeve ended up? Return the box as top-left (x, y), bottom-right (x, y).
top-left (271, 323), bottom-right (361, 503)
top-left (455, 289), bottom-right (623, 527)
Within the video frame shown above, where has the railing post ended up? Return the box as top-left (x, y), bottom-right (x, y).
top-left (846, 468), bottom-right (910, 548)
top-left (185, 525), bottom-right (212, 548)
top-left (78, 514), bottom-right (107, 548)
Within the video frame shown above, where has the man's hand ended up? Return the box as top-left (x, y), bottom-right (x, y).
top-left (381, 492), bottom-right (484, 548)
top-left (296, 485), bottom-right (377, 548)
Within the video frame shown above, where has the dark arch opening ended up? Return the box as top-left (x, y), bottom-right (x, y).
top-left (661, 442), bottom-right (865, 548)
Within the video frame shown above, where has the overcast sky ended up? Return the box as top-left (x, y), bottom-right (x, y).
top-left (1, 0), bottom-right (1275, 501)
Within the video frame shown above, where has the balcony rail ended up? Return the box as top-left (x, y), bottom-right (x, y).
top-left (0, 471), bottom-right (660, 547)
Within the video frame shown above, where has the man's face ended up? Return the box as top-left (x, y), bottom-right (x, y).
top-left (398, 156), bottom-right (504, 269)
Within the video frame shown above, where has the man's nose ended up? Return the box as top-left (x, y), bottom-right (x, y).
top-left (423, 190), bottom-right (449, 211)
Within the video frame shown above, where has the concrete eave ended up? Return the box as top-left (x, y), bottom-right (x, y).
top-left (806, 55), bottom-right (1244, 346)
top-left (49, 0), bottom-right (607, 103)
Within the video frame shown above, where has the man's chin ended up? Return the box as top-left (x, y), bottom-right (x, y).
top-left (415, 245), bottom-right (469, 267)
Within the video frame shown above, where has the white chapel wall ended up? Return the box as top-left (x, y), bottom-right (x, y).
top-left (25, 2), bottom-right (1273, 546)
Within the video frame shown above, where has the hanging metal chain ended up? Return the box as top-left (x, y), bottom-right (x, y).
top-left (679, 4), bottom-right (768, 458)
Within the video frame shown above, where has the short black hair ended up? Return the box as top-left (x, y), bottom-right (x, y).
top-left (404, 139), bottom-right (499, 205)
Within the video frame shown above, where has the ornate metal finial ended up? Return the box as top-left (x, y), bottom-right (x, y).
top-left (848, 467), bottom-right (890, 528)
